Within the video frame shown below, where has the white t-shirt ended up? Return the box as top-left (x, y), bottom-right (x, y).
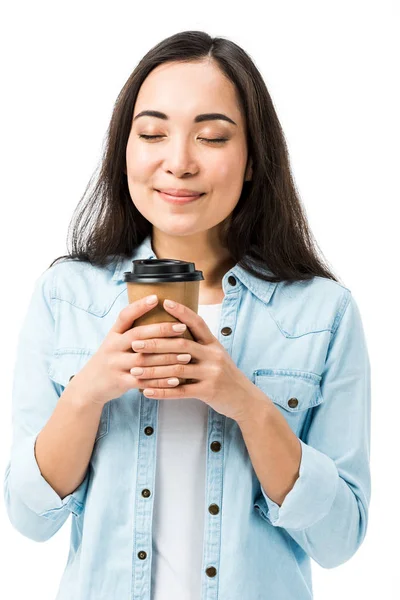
top-left (151, 303), bottom-right (223, 599)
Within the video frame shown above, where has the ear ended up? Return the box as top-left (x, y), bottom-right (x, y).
top-left (245, 156), bottom-right (253, 182)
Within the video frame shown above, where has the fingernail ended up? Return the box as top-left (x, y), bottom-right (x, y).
top-left (132, 340), bottom-right (145, 349)
top-left (165, 299), bottom-right (176, 308)
top-left (177, 354), bottom-right (191, 362)
top-left (131, 367), bottom-right (144, 375)
top-left (146, 295), bottom-right (158, 305)
top-left (167, 378), bottom-right (179, 385)
top-left (172, 323), bottom-right (186, 332)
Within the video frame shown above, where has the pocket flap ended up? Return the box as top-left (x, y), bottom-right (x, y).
top-left (253, 368), bottom-right (323, 412)
top-left (48, 351), bottom-right (109, 442)
top-left (49, 351), bottom-right (94, 388)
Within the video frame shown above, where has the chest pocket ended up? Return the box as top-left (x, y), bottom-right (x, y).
top-left (253, 368), bottom-right (323, 436)
top-left (48, 351), bottom-right (110, 443)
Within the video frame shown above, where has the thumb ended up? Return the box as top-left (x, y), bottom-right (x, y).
top-left (111, 294), bottom-right (159, 335)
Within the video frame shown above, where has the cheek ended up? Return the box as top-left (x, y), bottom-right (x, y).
top-left (209, 156), bottom-right (248, 210)
top-left (215, 163), bottom-right (231, 180)
top-left (212, 149), bottom-right (244, 182)
top-left (126, 140), bottom-right (155, 178)
top-left (211, 165), bottom-right (244, 204)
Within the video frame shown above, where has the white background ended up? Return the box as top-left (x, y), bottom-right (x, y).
top-left (0, 1), bottom-right (398, 598)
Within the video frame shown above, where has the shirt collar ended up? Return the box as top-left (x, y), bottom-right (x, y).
top-left (111, 233), bottom-right (278, 306)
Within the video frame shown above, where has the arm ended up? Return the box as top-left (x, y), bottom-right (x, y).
top-left (238, 291), bottom-right (371, 568)
top-left (237, 397), bottom-right (302, 506)
top-left (34, 382), bottom-right (104, 500)
top-left (3, 268), bottom-right (100, 541)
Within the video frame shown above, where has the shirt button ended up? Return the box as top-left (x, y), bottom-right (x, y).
top-left (210, 441), bottom-right (221, 452)
top-left (144, 426), bottom-right (154, 435)
top-left (228, 275), bottom-right (237, 286)
top-left (138, 551), bottom-right (147, 560)
top-left (208, 504), bottom-right (220, 515)
top-left (141, 489), bottom-right (151, 498)
top-left (206, 566), bottom-right (217, 577)
top-left (221, 326), bottom-right (232, 336)
top-left (288, 398), bottom-right (298, 408)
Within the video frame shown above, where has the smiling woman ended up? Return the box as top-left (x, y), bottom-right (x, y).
top-left (4, 29), bottom-right (371, 600)
top-left (46, 31), bottom-right (340, 288)
top-left (123, 58), bottom-right (252, 278)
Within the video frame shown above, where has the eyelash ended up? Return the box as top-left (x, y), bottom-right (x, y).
top-left (138, 134), bottom-right (228, 144)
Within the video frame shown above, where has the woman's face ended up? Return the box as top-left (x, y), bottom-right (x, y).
top-left (125, 60), bottom-right (252, 237)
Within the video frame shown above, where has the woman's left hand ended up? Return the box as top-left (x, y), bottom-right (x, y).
top-left (131, 298), bottom-right (255, 422)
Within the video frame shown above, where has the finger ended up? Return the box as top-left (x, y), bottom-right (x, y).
top-left (133, 376), bottom-right (182, 389)
top-left (131, 321), bottom-right (187, 343)
top-left (131, 337), bottom-right (198, 355)
top-left (142, 381), bottom-right (201, 399)
top-left (119, 352), bottom-right (192, 373)
top-left (130, 363), bottom-right (197, 381)
top-left (162, 299), bottom-right (215, 344)
top-left (117, 321), bottom-right (187, 352)
top-left (111, 295), bottom-right (159, 335)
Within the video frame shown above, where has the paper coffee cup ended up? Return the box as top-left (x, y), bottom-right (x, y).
top-left (123, 258), bottom-right (204, 392)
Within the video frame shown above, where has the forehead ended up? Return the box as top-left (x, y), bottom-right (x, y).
top-left (134, 61), bottom-right (244, 124)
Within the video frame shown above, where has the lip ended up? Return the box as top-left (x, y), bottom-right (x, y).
top-left (156, 190), bottom-right (204, 204)
top-left (157, 188), bottom-right (204, 197)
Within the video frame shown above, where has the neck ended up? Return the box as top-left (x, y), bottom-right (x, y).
top-left (151, 228), bottom-right (235, 289)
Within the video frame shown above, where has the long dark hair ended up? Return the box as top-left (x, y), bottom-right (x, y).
top-left (49, 30), bottom-right (341, 285)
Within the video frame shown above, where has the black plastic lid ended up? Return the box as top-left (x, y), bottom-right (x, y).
top-left (123, 259), bottom-right (204, 283)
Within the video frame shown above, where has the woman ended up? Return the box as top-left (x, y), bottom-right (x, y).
top-left (4, 30), bottom-right (371, 600)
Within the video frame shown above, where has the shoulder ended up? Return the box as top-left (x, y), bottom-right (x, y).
top-left (39, 257), bottom-right (120, 317)
top-left (279, 275), bottom-right (351, 306)
top-left (269, 276), bottom-right (352, 337)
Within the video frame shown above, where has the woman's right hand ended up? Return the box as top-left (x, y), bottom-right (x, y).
top-left (68, 295), bottom-right (191, 406)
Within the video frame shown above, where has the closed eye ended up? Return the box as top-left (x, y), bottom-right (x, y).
top-left (138, 135), bottom-right (228, 144)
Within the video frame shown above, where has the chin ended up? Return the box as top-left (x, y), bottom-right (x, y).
top-left (153, 220), bottom-right (210, 236)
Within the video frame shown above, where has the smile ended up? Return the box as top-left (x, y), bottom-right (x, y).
top-left (156, 190), bottom-right (205, 204)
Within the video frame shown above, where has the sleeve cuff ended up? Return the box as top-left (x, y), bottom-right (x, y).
top-left (255, 439), bottom-right (339, 530)
top-left (10, 433), bottom-right (89, 520)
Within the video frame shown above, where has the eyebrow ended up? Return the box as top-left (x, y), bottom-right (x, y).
top-left (132, 110), bottom-right (237, 126)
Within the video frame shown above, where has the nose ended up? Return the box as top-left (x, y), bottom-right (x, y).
top-left (162, 136), bottom-right (198, 177)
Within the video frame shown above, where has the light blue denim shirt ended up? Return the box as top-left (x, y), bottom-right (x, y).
top-left (4, 234), bottom-right (371, 599)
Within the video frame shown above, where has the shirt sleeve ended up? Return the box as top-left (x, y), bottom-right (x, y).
top-left (3, 266), bottom-right (90, 542)
top-left (255, 290), bottom-right (371, 568)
